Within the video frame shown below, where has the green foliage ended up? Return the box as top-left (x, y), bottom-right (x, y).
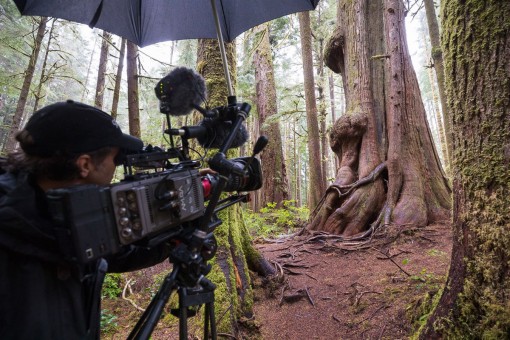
top-left (100, 309), bottom-right (119, 335)
top-left (101, 273), bottom-right (122, 299)
top-left (244, 200), bottom-right (309, 238)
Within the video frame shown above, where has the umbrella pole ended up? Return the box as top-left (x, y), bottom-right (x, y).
top-left (210, 0), bottom-right (234, 97)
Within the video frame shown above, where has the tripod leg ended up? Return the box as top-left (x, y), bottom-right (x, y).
top-left (179, 288), bottom-right (188, 340)
top-left (204, 300), bottom-right (217, 340)
top-left (204, 303), bottom-right (210, 340)
top-left (128, 267), bottom-right (179, 340)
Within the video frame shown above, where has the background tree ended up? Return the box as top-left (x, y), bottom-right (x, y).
top-left (196, 38), bottom-right (274, 337)
top-left (298, 11), bottom-right (325, 209)
top-left (253, 23), bottom-right (290, 208)
top-left (310, 0), bottom-right (451, 236)
top-left (423, 0), bottom-right (450, 170)
top-left (3, 16), bottom-right (47, 153)
top-left (110, 37), bottom-right (126, 120)
top-left (32, 18), bottom-right (56, 112)
top-left (94, 30), bottom-right (111, 109)
top-left (420, 1), bottom-right (510, 337)
top-left (126, 40), bottom-right (140, 138)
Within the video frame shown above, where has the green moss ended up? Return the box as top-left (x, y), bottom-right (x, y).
top-left (409, 288), bottom-right (444, 339)
top-left (425, 0), bottom-right (510, 338)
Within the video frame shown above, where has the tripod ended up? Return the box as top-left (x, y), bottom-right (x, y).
top-left (127, 262), bottom-right (217, 340)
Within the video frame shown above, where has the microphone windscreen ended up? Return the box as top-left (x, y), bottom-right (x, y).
top-left (197, 119), bottom-right (249, 149)
top-left (155, 67), bottom-right (207, 116)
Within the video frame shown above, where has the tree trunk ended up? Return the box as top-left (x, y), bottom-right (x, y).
top-left (329, 72), bottom-right (340, 172)
top-left (253, 23), bottom-right (290, 207)
top-left (111, 38), bottom-right (126, 120)
top-left (420, 1), bottom-right (510, 338)
top-left (95, 31), bottom-right (111, 110)
top-left (317, 38), bottom-right (329, 184)
top-left (33, 19), bottom-right (56, 112)
top-left (3, 17), bottom-right (48, 153)
top-left (81, 33), bottom-right (99, 102)
top-left (312, 0), bottom-right (451, 236)
top-left (196, 39), bottom-right (275, 337)
top-left (126, 40), bottom-right (140, 138)
top-left (298, 11), bottom-right (325, 209)
top-left (424, 0), bottom-right (451, 170)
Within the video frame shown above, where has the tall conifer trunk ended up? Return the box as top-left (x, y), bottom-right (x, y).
top-left (298, 11), bottom-right (325, 209)
top-left (3, 17), bottom-right (48, 153)
top-left (196, 39), bottom-right (274, 337)
top-left (253, 23), bottom-right (290, 208)
top-left (312, 0), bottom-right (451, 236)
top-left (421, 1), bottom-right (510, 337)
top-left (126, 40), bottom-right (140, 138)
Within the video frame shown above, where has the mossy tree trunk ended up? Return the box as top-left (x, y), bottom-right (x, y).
top-left (253, 23), bottom-right (290, 208)
top-left (310, 0), bottom-right (451, 236)
top-left (420, 1), bottom-right (510, 338)
top-left (196, 39), bottom-right (275, 337)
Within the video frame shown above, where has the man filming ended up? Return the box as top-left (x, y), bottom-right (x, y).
top-left (0, 100), bottom-right (171, 339)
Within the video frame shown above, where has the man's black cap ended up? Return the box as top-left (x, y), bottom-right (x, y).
top-left (21, 100), bottom-right (143, 156)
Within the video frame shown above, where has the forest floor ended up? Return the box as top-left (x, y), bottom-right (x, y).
top-left (251, 223), bottom-right (452, 340)
top-left (102, 223), bottom-right (452, 339)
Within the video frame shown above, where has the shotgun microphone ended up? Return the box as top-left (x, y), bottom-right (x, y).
top-left (154, 67), bottom-right (207, 116)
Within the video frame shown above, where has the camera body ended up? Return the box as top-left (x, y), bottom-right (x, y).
top-left (47, 167), bottom-right (205, 263)
top-left (47, 155), bottom-right (262, 264)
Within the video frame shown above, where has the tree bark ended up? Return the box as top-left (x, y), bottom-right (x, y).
top-left (111, 38), bottom-right (126, 120)
top-left (3, 17), bottom-right (48, 153)
top-left (424, 0), bottom-right (451, 170)
top-left (312, 0), bottom-right (451, 236)
top-left (298, 11), bottom-right (325, 209)
top-left (126, 40), bottom-right (140, 138)
top-left (196, 38), bottom-right (275, 337)
top-left (253, 23), bottom-right (290, 208)
top-left (33, 19), bottom-right (55, 112)
top-left (420, 1), bottom-right (510, 337)
top-left (95, 31), bottom-right (111, 110)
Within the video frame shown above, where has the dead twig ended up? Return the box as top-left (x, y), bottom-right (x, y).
top-left (373, 248), bottom-right (411, 277)
top-left (122, 279), bottom-right (145, 312)
top-left (355, 304), bottom-right (390, 325)
top-left (278, 285), bottom-right (287, 306)
top-left (304, 287), bottom-right (315, 307)
top-left (305, 273), bottom-right (318, 281)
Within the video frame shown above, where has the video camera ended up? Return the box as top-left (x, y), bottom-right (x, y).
top-left (46, 67), bottom-right (267, 266)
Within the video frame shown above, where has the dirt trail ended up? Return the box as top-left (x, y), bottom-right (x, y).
top-left (252, 224), bottom-right (452, 339)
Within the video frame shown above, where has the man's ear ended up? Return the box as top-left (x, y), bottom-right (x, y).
top-left (75, 154), bottom-right (94, 178)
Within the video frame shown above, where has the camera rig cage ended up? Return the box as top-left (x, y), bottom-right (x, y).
top-left (47, 93), bottom-right (267, 340)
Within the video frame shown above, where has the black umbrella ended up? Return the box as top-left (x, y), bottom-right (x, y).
top-left (13, 0), bottom-right (319, 46)
top-left (13, 0), bottom-right (320, 95)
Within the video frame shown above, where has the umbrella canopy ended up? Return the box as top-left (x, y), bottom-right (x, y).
top-left (13, 0), bottom-right (320, 47)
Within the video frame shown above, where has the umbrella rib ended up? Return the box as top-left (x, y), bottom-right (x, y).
top-left (89, 0), bottom-right (104, 28)
top-left (218, 0), bottom-right (231, 42)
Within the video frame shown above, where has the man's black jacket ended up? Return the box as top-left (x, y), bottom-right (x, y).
top-left (0, 171), bottom-right (170, 339)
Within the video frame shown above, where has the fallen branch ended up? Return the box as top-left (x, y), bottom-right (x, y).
top-left (373, 248), bottom-right (411, 277)
top-left (304, 287), bottom-right (315, 307)
top-left (122, 279), bottom-right (145, 312)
